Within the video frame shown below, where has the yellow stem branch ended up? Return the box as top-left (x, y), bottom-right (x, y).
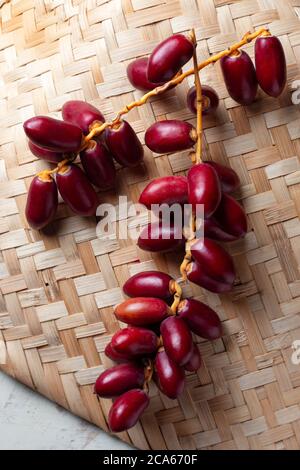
top-left (35, 28), bottom-right (269, 180)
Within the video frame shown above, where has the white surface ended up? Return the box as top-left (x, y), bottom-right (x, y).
top-left (0, 371), bottom-right (131, 450)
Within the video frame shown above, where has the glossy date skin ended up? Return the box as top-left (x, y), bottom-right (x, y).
top-left (108, 389), bottom-right (150, 432)
top-left (184, 344), bottom-right (202, 372)
top-left (25, 176), bottom-right (58, 230)
top-left (123, 271), bottom-right (175, 300)
top-left (23, 116), bottom-right (83, 153)
top-left (187, 260), bottom-right (234, 293)
top-left (138, 222), bottom-right (185, 253)
top-left (94, 363), bottom-right (145, 398)
top-left (127, 57), bottom-right (165, 91)
top-left (160, 316), bottom-right (193, 366)
top-left (221, 50), bottom-right (258, 105)
top-left (205, 161), bottom-right (240, 194)
top-left (105, 342), bottom-right (132, 363)
top-left (190, 238), bottom-right (236, 287)
top-left (187, 85), bottom-right (219, 115)
top-left (178, 298), bottom-right (222, 340)
top-left (56, 164), bottom-right (98, 216)
top-left (62, 100), bottom-right (105, 134)
top-left (154, 351), bottom-right (185, 399)
top-left (105, 120), bottom-right (144, 167)
top-left (187, 163), bottom-right (221, 218)
top-left (28, 141), bottom-right (64, 163)
top-left (111, 327), bottom-right (158, 358)
top-left (147, 34), bottom-right (194, 83)
top-left (114, 297), bottom-right (171, 326)
top-left (80, 140), bottom-right (116, 190)
top-left (139, 176), bottom-right (188, 209)
top-left (255, 36), bottom-right (286, 97)
top-left (205, 194), bottom-right (247, 242)
top-left (145, 120), bottom-right (196, 154)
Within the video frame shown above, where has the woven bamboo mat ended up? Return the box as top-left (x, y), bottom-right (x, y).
top-left (1, 0), bottom-right (300, 450)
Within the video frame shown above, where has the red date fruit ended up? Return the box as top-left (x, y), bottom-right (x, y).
top-left (80, 140), bottom-right (116, 190)
top-left (139, 176), bottom-right (188, 208)
top-left (145, 120), bottom-right (196, 154)
top-left (104, 342), bottom-right (132, 363)
top-left (187, 85), bottom-right (219, 115)
top-left (56, 164), bottom-right (98, 216)
top-left (147, 34), bottom-right (194, 83)
top-left (190, 238), bottom-right (235, 288)
top-left (184, 344), bottom-right (202, 372)
top-left (160, 317), bottom-right (193, 366)
top-left (94, 363), bottom-right (145, 398)
top-left (255, 36), bottom-right (286, 97)
top-left (154, 350), bottom-right (185, 399)
top-left (111, 327), bottom-right (158, 358)
top-left (221, 50), bottom-right (258, 105)
top-left (178, 298), bottom-right (222, 340)
top-left (187, 260), bottom-right (233, 293)
top-left (23, 116), bottom-right (83, 153)
top-left (105, 120), bottom-right (143, 167)
top-left (62, 100), bottom-right (105, 134)
top-left (25, 175), bottom-right (58, 230)
top-left (28, 141), bottom-right (64, 163)
top-left (205, 194), bottom-right (247, 242)
top-left (123, 271), bottom-right (175, 300)
top-left (187, 162), bottom-right (221, 218)
top-left (205, 161), bottom-right (240, 193)
top-left (138, 221), bottom-right (185, 253)
top-left (127, 57), bottom-right (165, 91)
top-left (108, 389), bottom-right (149, 432)
top-left (114, 297), bottom-right (171, 327)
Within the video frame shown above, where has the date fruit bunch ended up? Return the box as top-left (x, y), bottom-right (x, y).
top-left (95, 270), bottom-right (222, 433)
top-left (24, 102), bottom-right (144, 229)
top-left (138, 152), bottom-right (247, 294)
top-left (221, 33), bottom-right (286, 104)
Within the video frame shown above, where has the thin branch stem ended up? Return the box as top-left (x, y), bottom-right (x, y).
top-left (191, 29), bottom-right (203, 164)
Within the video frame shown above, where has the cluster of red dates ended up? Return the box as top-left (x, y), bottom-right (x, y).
top-left (95, 270), bottom-right (222, 432)
top-left (138, 162), bottom-right (247, 293)
top-left (22, 28), bottom-right (286, 433)
top-left (24, 100), bottom-right (144, 229)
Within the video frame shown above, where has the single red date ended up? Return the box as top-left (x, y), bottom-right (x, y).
top-left (111, 327), bottom-right (158, 358)
top-left (105, 120), bottom-right (143, 167)
top-left (187, 85), bottom-right (219, 115)
top-left (154, 350), bottom-right (185, 399)
top-left (145, 120), bottom-right (196, 154)
top-left (62, 100), bottom-right (105, 134)
top-left (80, 139), bottom-right (116, 190)
top-left (23, 116), bottom-right (83, 153)
top-left (184, 344), bottom-right (202, 372)
top-left (221, 50), bottom-right (258, 105)
top-left (187, 162), bottom-right (221, 218)
top-left (94, 363), bottom-right (145, 398)
top-left (127, 57), bottom-right (165, 91)
top-left (114, 297), bottom-right (170, 326)
top-left (178, 298), bottom-right (222, 340)
top-left (147, 34), bottom-right (194, 83)
top-left (123, 271), bottom-right (175, 300)
top-left (108, 389), bottom-right (149, 432)
top-left (28, 141), bottom-right (64, 163)
top-left (25, 175), bottom-right (58, 230)
top-left (139, 176), bottom-right (188, 209)
top-left (255, 36), bottom-right (286, 97)
top-left (138, 221), bottom-right (185, 253)
top-left (56, 164), bottom-right (98, 216)
top-left (160, 316), bottom-right (193, 366)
